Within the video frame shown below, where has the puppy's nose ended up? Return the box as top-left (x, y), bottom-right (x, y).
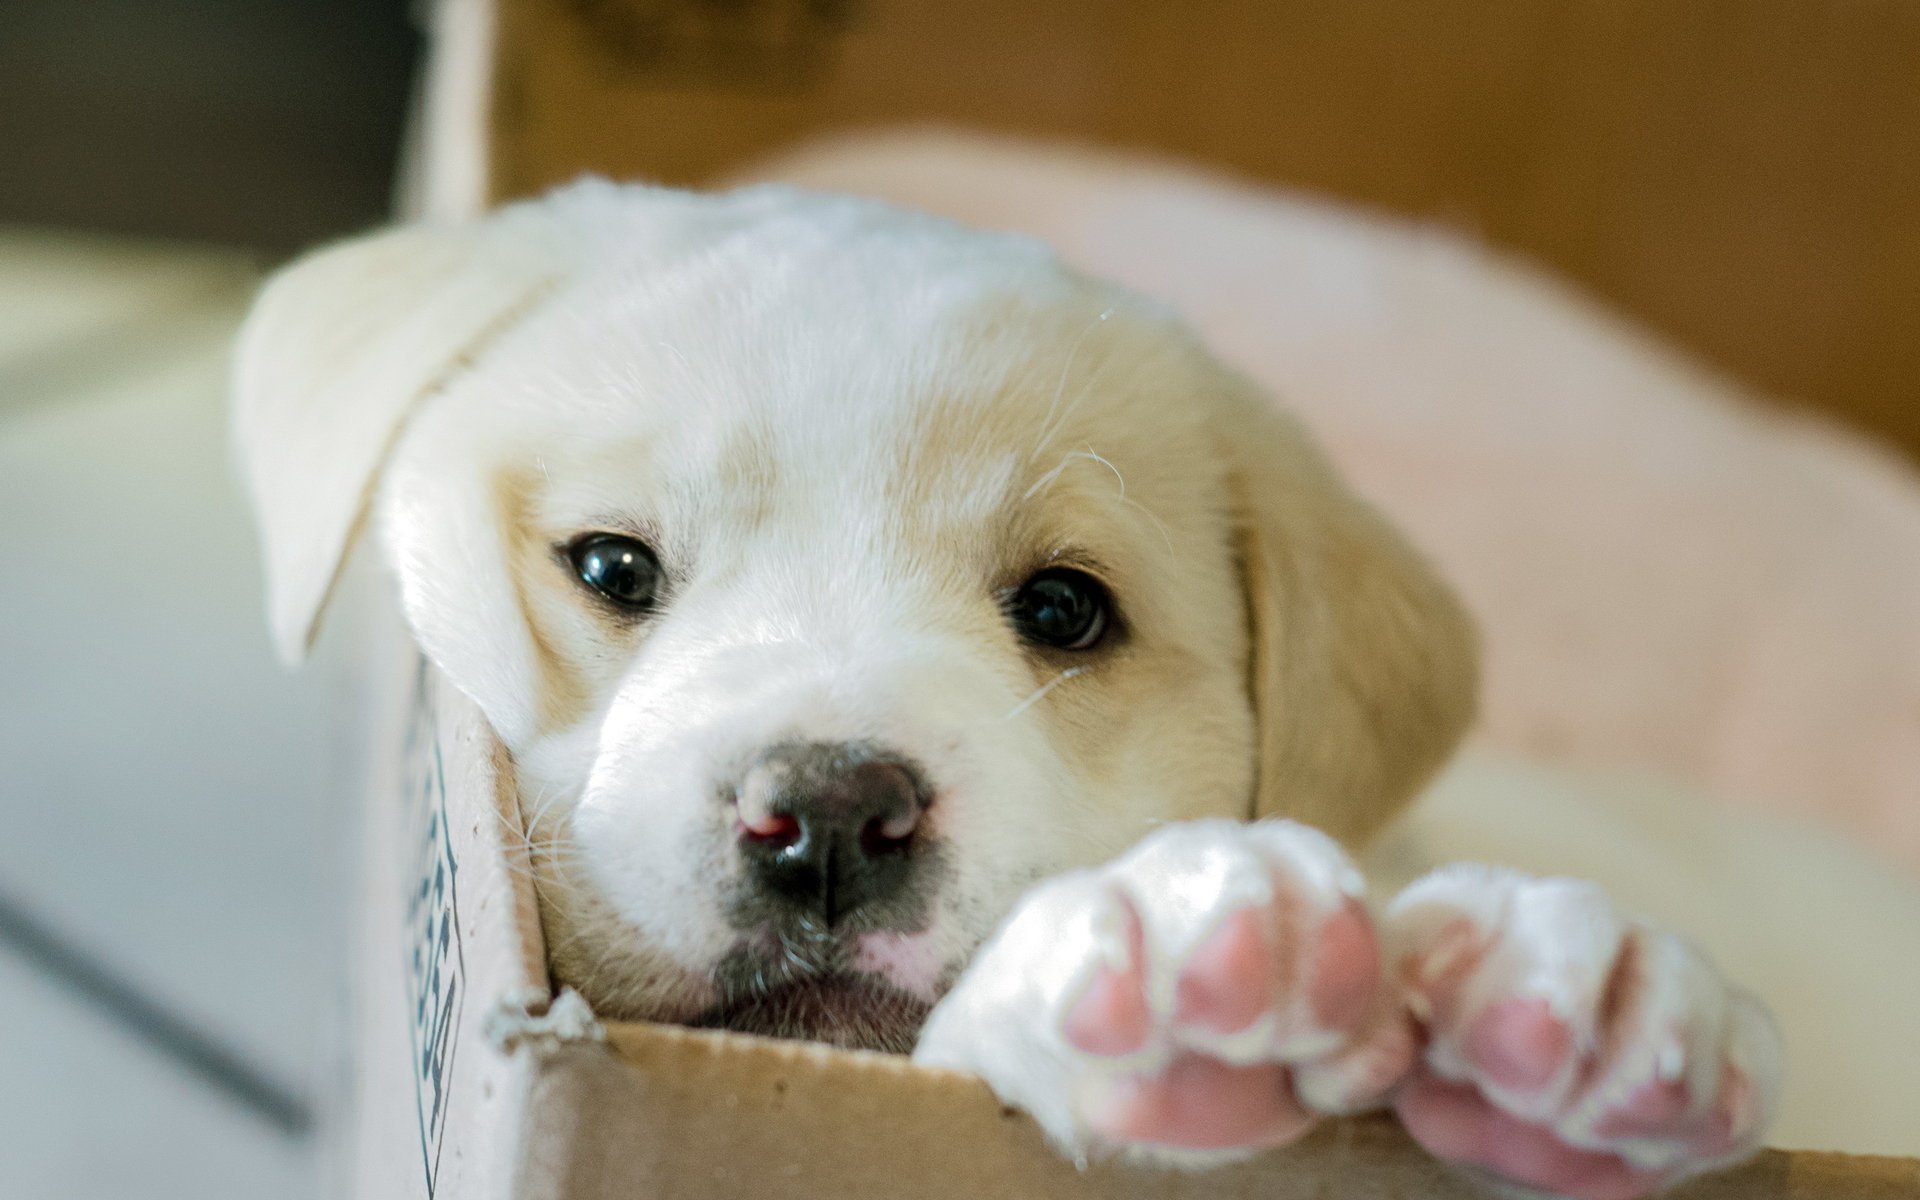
top-left (734, 742), bottom-right (928, 927)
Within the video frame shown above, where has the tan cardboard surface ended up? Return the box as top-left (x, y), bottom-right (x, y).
top-left (349, 615), bottom-right (546, 1200)
top-left (586, 1022), bottom-right (1920, 1200)
top-left (476, 0), bottom-right (1920, 463)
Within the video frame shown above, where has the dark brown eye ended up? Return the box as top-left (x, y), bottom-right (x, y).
top-left (567, 533), bottom-right (662, 612)
top-left (1009, 568), bottom-right (1112, 650)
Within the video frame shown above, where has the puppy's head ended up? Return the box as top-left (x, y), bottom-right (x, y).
top-left (237, 181), bottom-right (1475, 1050)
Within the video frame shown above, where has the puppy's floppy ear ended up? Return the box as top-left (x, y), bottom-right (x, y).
top-left (233, 213), bottom-right (570, 664)
top-left (1214, 378), bottom-right (1479, 847)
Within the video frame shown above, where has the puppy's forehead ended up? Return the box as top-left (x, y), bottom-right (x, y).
top-left (457, 195), bottom-right (1232, 618)
top-left (498, 211), bottom-right (1207, 498)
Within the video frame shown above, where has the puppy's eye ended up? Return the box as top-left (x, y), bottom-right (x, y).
top-left (1009, 568), bottom-right (1112, 651)
top-left (567, 533), bottom-right (662, 612)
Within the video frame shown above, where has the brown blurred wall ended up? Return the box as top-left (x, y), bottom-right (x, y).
top-left (478, 0), bottom-right (1920, 460)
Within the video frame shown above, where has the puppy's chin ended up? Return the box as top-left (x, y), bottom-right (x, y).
top-left (688, 972), bottom-right (932, 1054)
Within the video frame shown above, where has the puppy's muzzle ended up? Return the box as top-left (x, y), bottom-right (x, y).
top-left (734, 742), bottom-right (929, 927)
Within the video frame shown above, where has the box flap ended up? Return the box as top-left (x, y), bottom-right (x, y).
top-left (492, 1020), bottom-right (1920, 1200)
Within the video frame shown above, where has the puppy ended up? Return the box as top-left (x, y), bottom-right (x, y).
top-left (236, 180), bottom-right (1780, 1199)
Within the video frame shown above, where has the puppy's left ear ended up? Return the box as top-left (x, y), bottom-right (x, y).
top-left (1215, 378), bottom-right (1479, 847)
top-left (233, 213), bottom-right (569, 665)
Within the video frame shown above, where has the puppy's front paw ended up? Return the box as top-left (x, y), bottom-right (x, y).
top-left (1386, 867), bottom-right (1784, 1200)
top-left (914, 819), bottom-right (1412, 1165)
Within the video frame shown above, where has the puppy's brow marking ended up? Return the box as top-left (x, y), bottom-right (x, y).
top-left (1025, 445), bottom-right (1177, 558)
top-left (1084, 446), bottom-right (1177, 558)
top-left (1001, 666), bottom-right (1087, 721)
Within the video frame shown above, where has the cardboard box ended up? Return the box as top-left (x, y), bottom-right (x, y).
top-left (342, 633), bottom-right (1920, 1199)
top-left (348, 2), bottom-right (1920, 1195)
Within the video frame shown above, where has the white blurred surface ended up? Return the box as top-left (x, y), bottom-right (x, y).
top-left (0, 230), bottom-right (341, 1197)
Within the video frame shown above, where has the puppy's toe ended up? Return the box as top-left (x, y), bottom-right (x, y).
top-left (1104, 819), bottom-right (1381, 1063)
top-left (1061, 895), bottom-right (1152, 1056)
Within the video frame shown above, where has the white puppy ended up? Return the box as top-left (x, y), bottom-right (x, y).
top-left (236, 181), bottom-right (1781, 1200)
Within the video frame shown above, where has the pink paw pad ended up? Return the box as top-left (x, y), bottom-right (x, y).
top-left (1308, 902), bottom-right (1380, 1032)
top-left (1691, 1062), bottom-right (1755, 1156)
top-left (1064, 962), bottom-right (1152, 1056)
top-left (1397, 1076), bottom-right (1666, 1200)
top-left (1463, 996), bottom-right (1574, 1092)
top-left (1174, 908), bottom-right (1275, 1035)
top-left (1090, 1053), bottom-right (1314, 1151)
top-left (1063, 899), bottom-right (1150, 1057)
top-left (1594, 1075), bottom-right (1693, 1140)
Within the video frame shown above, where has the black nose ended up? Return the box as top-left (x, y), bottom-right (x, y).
top-left (734, 742), bottom-right (929, 927)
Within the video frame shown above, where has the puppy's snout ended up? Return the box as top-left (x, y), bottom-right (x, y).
top-left (734, 742), bottom-right (928, 927)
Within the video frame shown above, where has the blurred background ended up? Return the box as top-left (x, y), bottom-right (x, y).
top-left (0, 2), bottom-right (416, 1196)
top-left (3, 1), bottom-right (1918, 1196)
top-left (0, 0), bottom-right (417, 248)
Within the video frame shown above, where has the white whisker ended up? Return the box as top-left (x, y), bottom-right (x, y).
top-left (655, 339), bottom-right (697, 384)
top-left (1022, 446), bottom-right (1122, 502)
top-left (1021, 455), bottom-right (1073, 501)
top-left (1078, 445), bottom-right (1126, 499)
top-left (1124, 494), bottom-right (1177, 558)
top-left (1029, 307), bottom-right (1114, 463)
top-left (1001, 666), bottom-right (1087, 721)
